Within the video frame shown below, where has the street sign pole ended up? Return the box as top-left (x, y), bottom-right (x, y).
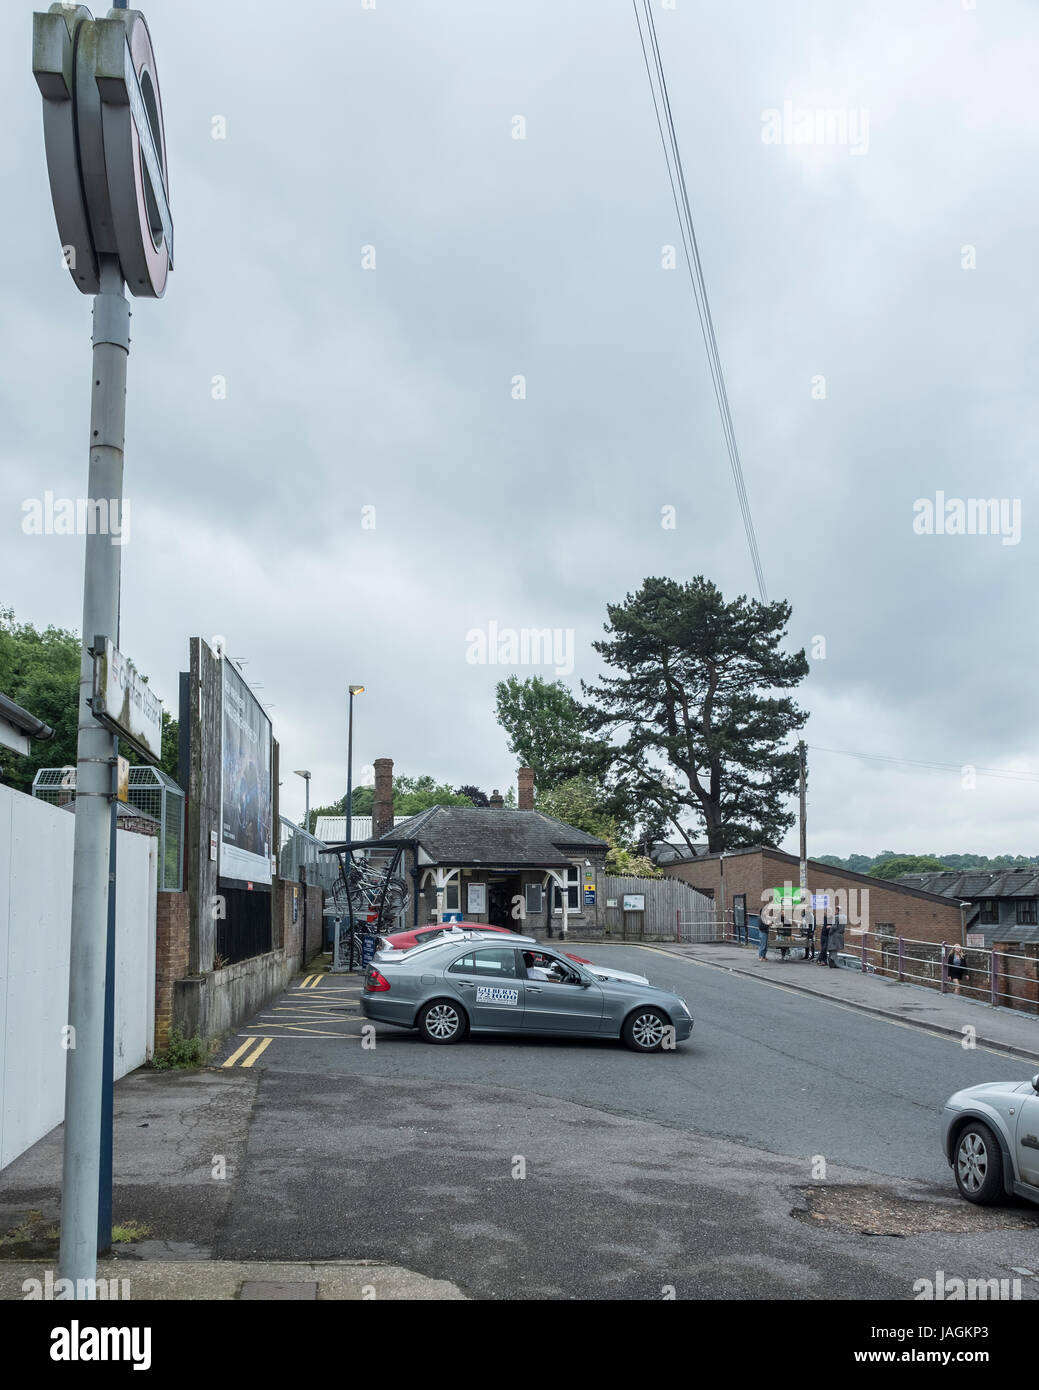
top-left (61, 253), bottom-right (129, 1286)
top-left (34, 2), bottom-right (173, 1294)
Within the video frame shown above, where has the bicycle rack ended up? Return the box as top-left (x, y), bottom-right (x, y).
top-left (324, 842), bottom-right (409, 973)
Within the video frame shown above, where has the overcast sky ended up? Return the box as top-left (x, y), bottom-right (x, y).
top-left (3, 0), bottom-right (1037, 856)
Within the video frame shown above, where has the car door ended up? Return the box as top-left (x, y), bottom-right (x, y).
top-left (446, 946), bottom-right (526, 1031)
top-left (1015, 1087), bottom-right (1039, 1187)
top-left (521, 952), bottom-right (605, 1034)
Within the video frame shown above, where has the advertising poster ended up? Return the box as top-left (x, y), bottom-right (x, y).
top-left (220, 656), bottom-right (273, 886)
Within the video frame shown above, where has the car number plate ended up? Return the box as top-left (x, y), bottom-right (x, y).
top-left (475, 986), bottom-right (519, 1005)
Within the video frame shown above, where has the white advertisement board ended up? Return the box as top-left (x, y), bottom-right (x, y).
top-left (219, 657), bottom-right (273, 886)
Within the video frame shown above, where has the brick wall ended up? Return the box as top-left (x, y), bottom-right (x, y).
top-left (664, 848), bottom-right (963, 945)
top-left (155, 890), bottom-right (189, 1051)
top-left (276, 878), bottom-right (324, 967)
top-left (993, 941), bottom-right (1039, 1015)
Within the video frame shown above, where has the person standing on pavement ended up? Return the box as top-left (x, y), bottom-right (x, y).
top-left (817, 914), bottom-right (830, 966)
top-left (948, 948), bottom-right (969, 995)
top-left (800, 907), bottom-right (815, 961)
top-left (757, 907), bottom-right (771, 961)
top-left (826, 910), bottom-right (846, 969)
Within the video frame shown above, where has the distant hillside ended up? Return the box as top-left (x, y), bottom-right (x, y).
top-left (815, 851), bottom-right (1039, 875)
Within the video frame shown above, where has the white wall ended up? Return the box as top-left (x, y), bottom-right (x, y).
top-left (0, 784), bottom-right (156, 1169)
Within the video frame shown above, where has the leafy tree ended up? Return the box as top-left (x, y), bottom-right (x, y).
top-left (0, 607), bottom-right (80, 793)
top-left (494, 676), bottom-right (598, 790)
top-left (0, 607), bottom-right (178, 792)
top-left (583, 577), bottom-right (809, 853)
top-left (537, 776), bottom-right (661, 877)
top-left (310, 773), bottom-right (477, 832)
top-left (456, 784), bottom-right (489, 807)
top-left (868, 855), bottom-right (952, 880)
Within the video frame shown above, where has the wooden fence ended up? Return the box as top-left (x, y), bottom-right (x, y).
top-left (601, 874), bottom-right (719, 941)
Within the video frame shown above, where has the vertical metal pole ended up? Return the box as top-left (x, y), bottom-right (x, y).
top-left (304, 775), bottom-right (310, 835)
top-left (60, 254), bottom-right (129, 1291)
top-left (345, 691), bottom-right (355, 969)
top-left (897, 935), bottom-right (905, 982)
top-left (798, 740), bottom-right (807, 908)
top-left (97, 758), bottom-right (117, 1256)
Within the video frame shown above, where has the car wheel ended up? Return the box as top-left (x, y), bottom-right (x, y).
top-left (417, 999), bottom-right (468, 1045)
top-left (954, 1122), bottom-right (1004, 1205)
top-left (622, 1008), bottom-right (670, 1053)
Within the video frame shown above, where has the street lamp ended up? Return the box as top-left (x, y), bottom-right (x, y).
top-left (293, 770), bottom-right (311, 834)
top-left (344, 687), bottom-right (365, 970)
top-left (346, 686), bottom-right (365, 845)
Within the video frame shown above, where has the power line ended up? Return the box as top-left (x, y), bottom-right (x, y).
top-left (633, 1), bottom-right (768, 602)
top-left (807, 744), bottom-right (1039, 785)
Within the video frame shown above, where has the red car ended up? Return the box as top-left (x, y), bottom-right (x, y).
top-left (378, 922), bottom-right (593, 966)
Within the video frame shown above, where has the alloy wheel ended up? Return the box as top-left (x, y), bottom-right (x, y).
top-left (631, 1012), bottom-right (666, 1049)
top-left (957, 1132), bottom-right (988, 1193)
top-left (426, 1004), bottom-right (459, 1040)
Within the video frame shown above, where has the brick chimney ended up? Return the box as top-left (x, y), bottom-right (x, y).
top-left (518, 767), bottom-right (534, 811)
top-left (489, 788), bottom-right (504, 810)
top-left (372, 757), bottom-right (394, 838)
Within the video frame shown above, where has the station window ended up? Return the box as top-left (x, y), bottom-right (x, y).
top-left (552, 866), bottom-right (580, 912)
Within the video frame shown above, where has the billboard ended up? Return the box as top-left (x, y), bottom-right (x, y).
top-left (220, 657), bottom-right (272, 886)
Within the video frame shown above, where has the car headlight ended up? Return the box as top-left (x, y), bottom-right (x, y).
top-left (677, 1001), bottom-right (691, 1018)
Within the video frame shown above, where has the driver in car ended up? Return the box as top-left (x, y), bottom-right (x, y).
top-left (522, 951), bottom-right (555, 981)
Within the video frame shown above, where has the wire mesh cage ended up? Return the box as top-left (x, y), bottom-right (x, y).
top-left (31, 764), bottom-right (185, 891)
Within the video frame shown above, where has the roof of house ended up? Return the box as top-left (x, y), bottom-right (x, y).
top-left (898, 869), bottom-right (1039, 899)
top-left (651, 839), bottom-right (710, 863)
top-left (664, 843), bottom-right (960, 908)
top-left (0, 691), bottom-right (54, 745)
top-left (996, 925), bottom-right (1039, 947)
top-left (329, 805), bottom-right (608, 867)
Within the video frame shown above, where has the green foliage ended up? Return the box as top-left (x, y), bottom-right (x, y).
top-left (0, 608), bottom-right (179, 793)
top-left (583, 577), bottom-right (809, 853)
top-left (494, 676), bottom-right (598, 791)
top-left (151, 1027), bottom-right (210, 1070)
top-left (867, 855), bottom-right (952, 880)
top-left (310, 774), bottom-right (479, 832)
top-left (537, 777), bottom-right (661, 878)
top-left (820, 851), bottom-right (1039, 875)
top-left (0, 606), bottom-right (81, 794)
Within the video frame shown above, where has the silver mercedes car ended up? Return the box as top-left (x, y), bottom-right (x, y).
top-left (941, 1074), bottom-right (1039, 1206)
top-left (361, 937), bottom-right (693, 1052)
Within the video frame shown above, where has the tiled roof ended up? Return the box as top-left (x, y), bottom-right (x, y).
top-left (899, 870), bottom-right (1039, 899)
top-left (374, 806), bottom-right (607, 866)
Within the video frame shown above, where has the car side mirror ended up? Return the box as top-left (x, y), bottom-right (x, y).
top-left (1032, 1073), bottom-right (1039, 1094)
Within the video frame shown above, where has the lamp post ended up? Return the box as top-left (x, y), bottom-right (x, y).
top-left (346, 686), bottom-right (365, 844)
top-left (345, 686), bottom-right (364, 968)
top-left (294, 770), bottom-right (311, 834)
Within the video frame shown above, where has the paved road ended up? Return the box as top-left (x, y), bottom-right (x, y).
top-left (10, 948), bottom-right (1033, 1301)
top-left (217, 946), bottom-right (1036, 1184)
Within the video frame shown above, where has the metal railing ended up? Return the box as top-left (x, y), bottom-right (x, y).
top-left (32, 763), bottom-right (184, 891)
top-left (278, 816), bottom-right (339, 893)
top-left (720, 920), bottom-right (1039, 1016)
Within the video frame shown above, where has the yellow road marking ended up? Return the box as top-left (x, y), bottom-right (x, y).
top-left (299, 976), bottom-right (316, 988)
top-left (221, 1038), bottom-right (256, 1068)
top-left (240, 1037), bottom-right (273, 1067)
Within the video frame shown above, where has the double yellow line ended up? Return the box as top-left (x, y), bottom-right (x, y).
top-left (298, 975), bottom-right (324, 990)
top-left (222, 1037), bottom-right (272, 1068)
